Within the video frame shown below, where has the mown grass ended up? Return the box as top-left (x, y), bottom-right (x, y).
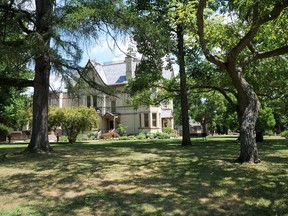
top-left (0, 136), bottom-right (287, 216)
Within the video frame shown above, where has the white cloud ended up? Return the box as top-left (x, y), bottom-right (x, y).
top-left (82, 35), bottom-right (143, 64)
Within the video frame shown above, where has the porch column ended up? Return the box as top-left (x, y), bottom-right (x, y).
top-left (102, 94), bottom-right (106, 115)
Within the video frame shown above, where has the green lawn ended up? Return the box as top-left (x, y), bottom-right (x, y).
top-left (0, 136), bottom-right (287, 215)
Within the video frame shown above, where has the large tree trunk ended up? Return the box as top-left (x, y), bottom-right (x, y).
top-left (25, 0), bottom-right (54, 153)
top-left (235, 79), bottom-right (261, 163)
top-left (177, 24), bottom-right (192, 146)
top-left (26, 56), bottom-right (52, 152)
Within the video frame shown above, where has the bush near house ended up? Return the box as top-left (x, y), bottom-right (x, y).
top-left (154, 132), bottom-right (171, 139)
top-left (117, 124), bottom-right (127, 136)
top-left (136, 133), bottom-right (146, 140)
top-left (100, 131), bottom-right (120, 139)
top-left (48, 106), bottom-right (98, 143)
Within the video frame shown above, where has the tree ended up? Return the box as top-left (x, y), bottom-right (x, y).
top-left (126, 0), bottom-right (198, 146)
top-left (1, 93), bottom-right (31, 130)
top-left (256, 105), bottom-right (276, 133)
top-left (196, 0), bottom-right (288, 163)
top-left (48, 106), bottom-right (98, 143)
top-left (0, 0), bottom-right (125, 153)
top-left (187, 92), bottom-right (229, 135)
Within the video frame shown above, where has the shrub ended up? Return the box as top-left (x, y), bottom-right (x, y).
top-left (266, 130), bottom-right (274, 136)
top-left (49, 106), bottom-right (98, 143)
top-left (119, 136), bottom-right (129, 140)
top-left (146, 133), bottom-right (155, 139)
top-left (59, 135), bottom-right (68, 142)
top-left (117, 124), bottom-right (127, 136)
top-left (128, 135), bottom-right (137, 140)
top-left (136, 133), bottom-right (146, 140)
top-left (154, 132), bottom-right (170, 139)
top-left (76, 134), bottom-right (89, 142)
top-left (280, 131), bottom-right (288, 139)
top-left (100, 131), bottom-right (120, 139)
top-left (163, 123), bottom-right (173, 134)
top-left (87, 131), bottom-right (98, 139)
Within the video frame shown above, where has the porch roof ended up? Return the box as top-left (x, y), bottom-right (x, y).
top-left (161, 109), bottom-right (173, 118)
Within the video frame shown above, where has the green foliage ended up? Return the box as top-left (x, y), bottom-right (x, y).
top-left (117, 124), bottom-right (127, 136)
top-left (76, 134), bottom-right (89, 142)
top-left (118, 135), bottom-right (129, 140)
top-left (87, 131), bottom-right (98, 139)
top-left (48, 106), bottom-right (64, 132)
top-left (136, 133), bottom-right (146, 140)
top-left (154, 132), bottom-right (170, 139)
top-left (128, 135), bottom-right (137, 140)
top-left (280, 131), bottom-right (288, 139)
top-left (256, 105), bottom-right (276, 132)
top-left (163, 123), bottom-right (178, 137)
top-left (48, 106), bottom-right (98, 143)
top-left (266, 130), bottom-right (274, 136)
top-left (59, 135), bottom-right (68, 142)
top-left (0, 125), bottom-right (9, 136)
top-left (0, 90), bottom-right (31, 129)
top-left (146, 133), bottom-right (155, 139)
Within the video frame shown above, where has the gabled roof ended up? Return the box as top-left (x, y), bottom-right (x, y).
top-left (86, 58), bottom-right (174, 86)
top-left (89, 59), bottom-right (139, 86)
top-left (89, 60), bottom-right (108, 84)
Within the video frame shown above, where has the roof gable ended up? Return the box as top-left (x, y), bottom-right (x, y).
top-left (86, 58), bottom-right (174, 86)
top-left (88, 59), bottom-right (139, 86)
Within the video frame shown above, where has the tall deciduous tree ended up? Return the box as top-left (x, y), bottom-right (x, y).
top-left (196, 0), bottom-right (288, 162)
top-left (126, 0), bottom-right (197, 146)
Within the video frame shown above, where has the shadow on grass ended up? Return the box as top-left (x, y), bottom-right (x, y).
top-left (0, 138), bottom-right (287, 215)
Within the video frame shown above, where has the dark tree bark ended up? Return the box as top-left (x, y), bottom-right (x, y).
top-left (25, 0), bottom-right (54, 153)
top-left (231, 70), bottom-right (261, 163)
top-left (196, 0), bottom-right (288, 163)
top-left (177, 24), bottom-right (192, 146)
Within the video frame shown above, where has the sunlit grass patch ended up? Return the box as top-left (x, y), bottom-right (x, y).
top-left (0, 137), bottom-right (287, 215)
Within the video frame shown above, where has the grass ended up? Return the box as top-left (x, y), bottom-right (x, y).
top-left (0, 136), bottom-right (287, 216)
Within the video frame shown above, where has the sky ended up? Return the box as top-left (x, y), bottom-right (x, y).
top-left (79, 37), bottom-right (136, 66)
top-left (50, 36), bottom-right (138, 91)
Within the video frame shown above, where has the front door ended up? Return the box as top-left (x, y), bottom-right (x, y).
top-left (109, 120), bottom-right (114, 130)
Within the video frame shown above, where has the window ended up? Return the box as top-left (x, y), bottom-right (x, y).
top-left (144, 113), bottom-right (149, 127)
top-left (139, 114), bottom-right (142, 127)
top-left (87, 96), bottom-right (91, 107)
top-left (152, 113), bottom-right (157, 127)
top-left (161, 100), bottom-right (168, 108)
top-left (93, 95), bottom-right (97, 108)
top-left (111, 100), bottom-right (116, 113)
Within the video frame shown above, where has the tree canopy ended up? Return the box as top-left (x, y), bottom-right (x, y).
top-left (0, 0), bottom-right (127, 152)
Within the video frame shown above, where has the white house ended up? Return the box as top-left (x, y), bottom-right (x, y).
top-left (49, 56), bottom-right (174, 135)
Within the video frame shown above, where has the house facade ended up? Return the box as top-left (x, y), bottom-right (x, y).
top-left (49, 56), bottom-right (174, 135)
